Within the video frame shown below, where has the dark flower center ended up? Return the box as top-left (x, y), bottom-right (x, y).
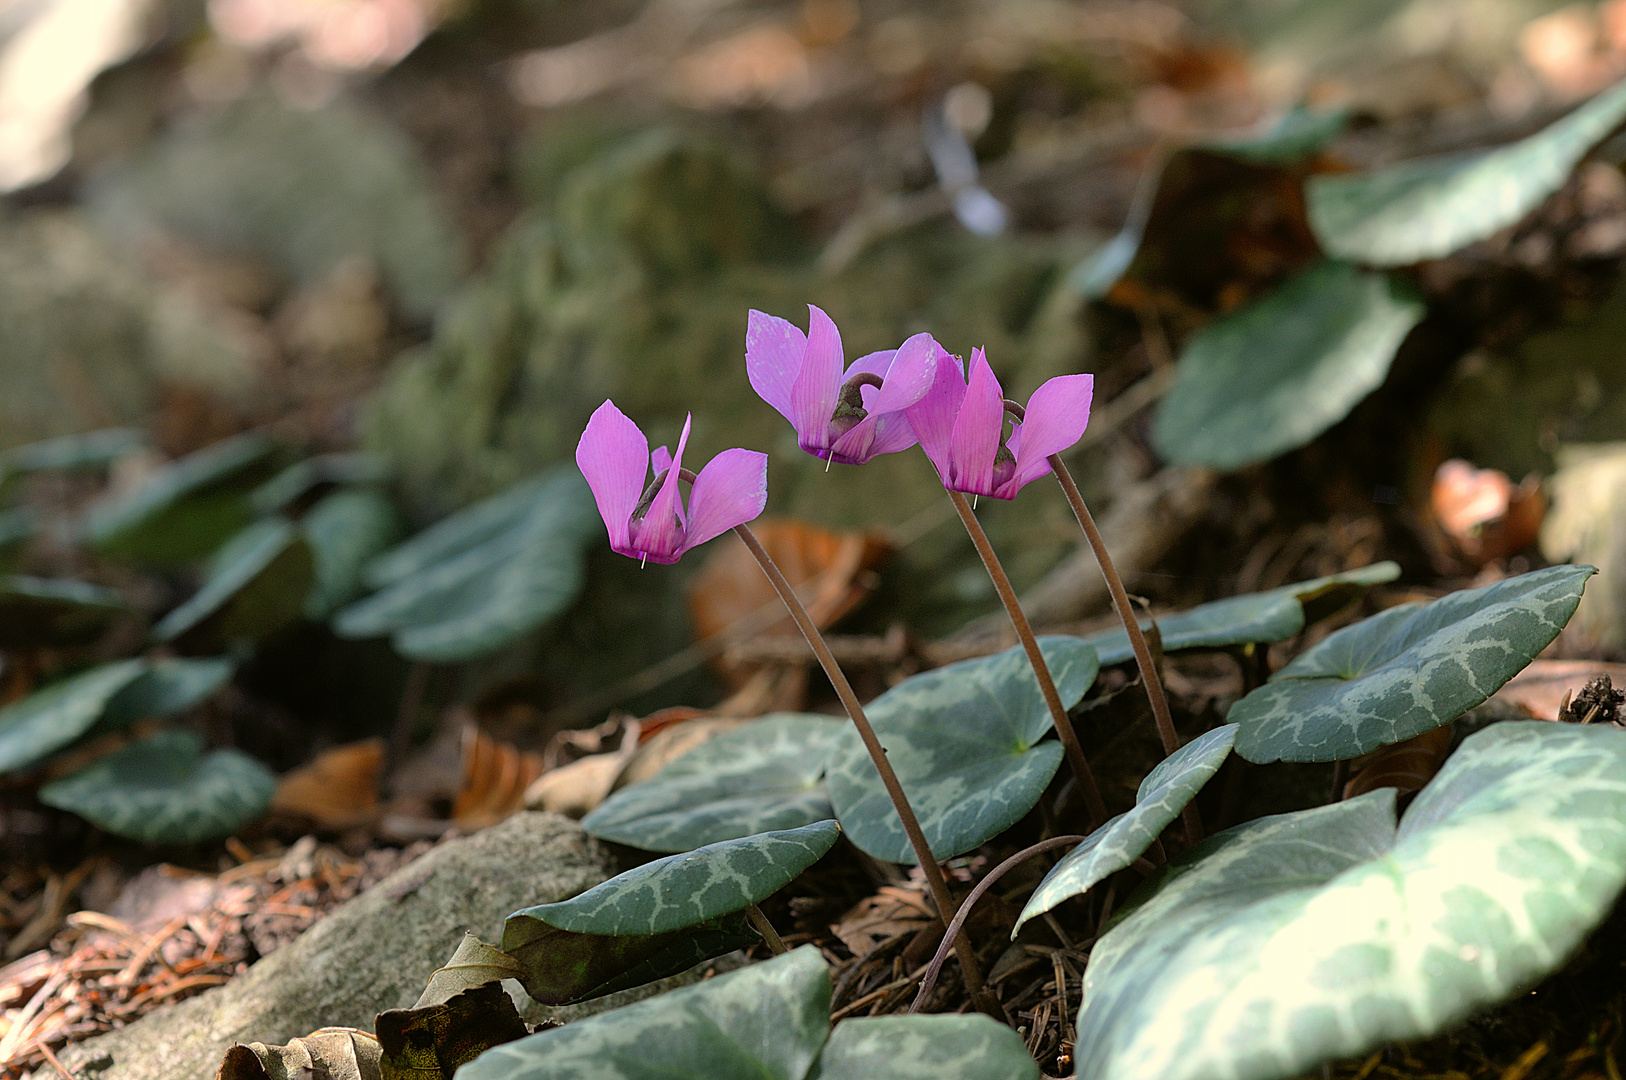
top-left (829, 372), bottom-right (885, 439)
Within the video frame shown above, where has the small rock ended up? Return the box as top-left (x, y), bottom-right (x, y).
top-left (52, 812), bottom-right (614, 1080)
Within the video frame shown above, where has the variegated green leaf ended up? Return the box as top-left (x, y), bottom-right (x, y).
top-left (583, 714), bottom-right (845, 852)
top-left (1079, 563), bottom-right (1399, 666)
top-left (0, 660), bottom-right (147, 775)
top-left (335, 467), bottom-right (598, 662)
top-left (40, 728), bottom-right (276, 843)
top-left (0, 428), bottom-right (145, 479)
top-left (1233, 564), bottom-right (1593, 763)
top-left (95, 657), bottom-right (235, 734)
top-left (1077, 721), bottom-right (1626, 1080)
top-left (825, 638), bottom-right (1097, 864)
top-left (1308, 79), bottom-right (1626, 266)
top-left (459, 945), bottom-right (830, 1080)
top-left (153, 519), bottom-right (315, 650)
top-left (1152, 260), bottom-right (1424, 471)
top-left (808, 1016), bottom-right (1039, 1080)
top-left (250, 452), bottom-right (392, 516)
top-left (300, 489), bottom-right (400, 619)
top-left (503, 820), bottom-right (839, 1004)
top-left (1015, 723), bottom-right (1237, 935)
top-left (0, 575), bottom-right (129, 650)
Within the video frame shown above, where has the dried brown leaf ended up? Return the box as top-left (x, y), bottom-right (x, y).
top-left (271, 739), bottom-right (385, 829)
top-left (217, 1026), bottom-right (382, 1080)
top-left (451, 726), bottom-right (544, 831)
top-left (1495, 659), bottom-right (1626, 720)
top-left (413, 932), bottom-right (525, 1010)
top-left (1342, 724), bottom-right (1455, 801)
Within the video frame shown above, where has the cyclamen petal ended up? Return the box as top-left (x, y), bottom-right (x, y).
top-left (945, 349), bottom-right (1004, 496)
top-left (1004, 374), bottom-right (1094, 495)
top-left (628, 416), bottom-right (691, 564)
top-left (789, 305), bottom-right (844, 454)
top-left (576, 401), bottom-right (649, 552)
top-left (685, 448), bottom-right (768, 550)
top-left (904, 341), bottom-right (966, 479)
top-left (745, 309), bottom-right (805, 424)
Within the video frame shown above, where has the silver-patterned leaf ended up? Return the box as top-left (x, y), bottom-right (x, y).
top-left (250, 452), bottom-right (392, 516)
top-left (0, 660), bottom-right (147, 775)
top-left (301, 489), bottom-right (401, 619)
top-left (825, 638), bottom-right (1097, 864)
top-left (1076, 721), bottom-right (1626, 1080)
top-left (503, 820), bottom-right (839, 1004)
top-left (153, 519), bottom-right (315, 650)
top-left (1152, 260), bottom-right (1424, 471)
top-left (0, 428), bottom-right (145, 478)
top-left (1078, 564), bottom-right (1399, 667)
top-left (1015, 723), bottom-right (1237, 934)
top-left (458, 945), bottom-right (830, 1080)
top-left (40, 728), bottom-right (276, 843)
top-left (583, 714), bottom-right (845, 852)
top-left (1308, 79), bottom-right (1626, 265)
top-left (95, 657), bottom-right (235, 734)
top-left (808, 1016), bottom-right (1039, 1080)
top-left (1233, 564), bottom-right (1593, 763)
top-left (0, 575), bottom-right (130, 650)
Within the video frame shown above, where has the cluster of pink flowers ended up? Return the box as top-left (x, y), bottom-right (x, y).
top-left (576, 305), bottom-right (1095, 564)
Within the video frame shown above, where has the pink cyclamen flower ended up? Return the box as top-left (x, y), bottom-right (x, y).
top-left (576, 400), bottom-right (767, 565)
top-left (906, 346), bottom-right (1094, 500)
top-left (746, 305), bottom-right (938, 465)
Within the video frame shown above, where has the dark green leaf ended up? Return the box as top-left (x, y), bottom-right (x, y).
top-left (83, 431), bottom-right (275, 566)
top-left (0, 575), bottom-right (129, 650)
top-left (0, 428), bottom-right (145, 478)
top-left (825, 638), bottom-right (1097, 864)
top-left (459, 945), bottom-right (830, 1080)
top-left (95, 657), bottom-right (235, 734)
top-left (40, 728), bottom-right (276, 843)
top-left (1076, 721), bottom-right (1626, 1080)
top-left (1078, 563), bottom-right (1400, 666)
top-left (302, 489), bottom-right (401, 619)
top-left (250, 452), bottom-right (392, 516)
top-left (0, 660), bottom-right (147, 775)
top-left (1152, 260), bottom-right (1424, 470)
top-left (1015, 724), bottom-right (1237, 934)
top-left (502, 821), bottom-right (839, 1004)
top-left (1308, 79), bottom-right (1626, 265)
top-left (1233, 565), bottom-right (1593, 763)
top-left (0, 507), bottom-right (36, 552)
top-left (153, 519), bottom-right (315, 650)
top-left (808, 1016), bottom-right (1040, 1080)
top-left (335, 467), bottom-right (599, 662)
top-left (583, 714), bottom-right (845, 852)
top-left (1204, 105), bottom-right (1349, 164)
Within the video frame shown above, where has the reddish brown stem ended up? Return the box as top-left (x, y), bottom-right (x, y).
top-left (1047, 453), bottom-right (1203, 844)
top-left (947, 491), bottom-right (1110, 830)
top-left (727, 519), bottom-right (995, 1011)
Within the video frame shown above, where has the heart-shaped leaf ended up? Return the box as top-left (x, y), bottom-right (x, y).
top-left (825, 638), bottom-right (1097, 864)
top-left (583, 714), bottom-right (845, 852)
top-left (0, 428), bottom-right (145, 479)
top-left (334, 467), bottom-right (598, 662)
top-left (154, 519), bottom-right (315, 650)
top-left (1075, 721), bottom-right (1626, 1080)
top-left (1308, 79), bottom-right (1626, 266)
top-left (1204, 106), bottom-right (1349, 165)
top-left (250, 452), bottom-right (392, 516)
top-left (40, 728), bottom-right (276, 843)
top-left (1015, 724), bottom-right (1237, 934)
top-left (1078, 563), bottom-right (1400, 667)
top-left (0, 660), bottom-right (147, 775)
top-left (808, 1016), bottom-right (1040, 1080)
top-left (83, 431), bottom-right (275, 566)
top-left (0, 575), bottom-right (130, 650)
top-left (301, 489), bottom-right (401, 619)
top-left (460, 945), bottom-right (830, 1080)
top-left (95, 657), bottom-right (235, 734)
top-left (1232, 564), bottom-right (1593, 763)
top-left (503, 820), bottom-right (839, 1004)
top-left (1152, 260), bottom-right (1424, 470)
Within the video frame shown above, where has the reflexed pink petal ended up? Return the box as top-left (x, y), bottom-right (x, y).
top-left (903, 341), bottom-right (965, 479)
top-left (682, 448), bottom-right (768, 553)
top-left (1007, 373), bottom-right (1094, 492)
top-left (576, 400), bottom-right (648, 551)
top-left (746, 309), bottom-right (805, 423)
top-left (631, 415), bottom-right (691, 560)
top-left (789, 305), bottom-right (843, 449)
top-left (868, 332), bottom-right (938, 415)
top-left (865, 412), bottom-right (921, 457)
top-left (842, 349), bottom-right (895, 383)
top-left (651, 446), bottom-right (673, 476)
top-left (946, 348), bottom-right (1003, 495)
top-left (830, 414), bottom-right (879, 462)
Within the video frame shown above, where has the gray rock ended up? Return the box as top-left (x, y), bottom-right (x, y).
top-left (52, 812), bottom-right (614, 1080)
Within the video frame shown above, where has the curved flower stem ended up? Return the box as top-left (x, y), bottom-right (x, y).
top-left (745, 904), bottom-right (788, 955)
top-left (1046, 452), bottom-right (1202, 844)
top-left (947, 491), bottom-right (1110, 830)
top-left (725, 517), bottom-right (995, 1010)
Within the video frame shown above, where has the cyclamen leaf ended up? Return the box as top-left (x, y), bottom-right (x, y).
top-left (0, 575), bottom-right (130, 650)
top-left (825, 638), bottom-right (1097, 864)
top-left (1015, 724), bottom-right (1237, 934)
top-left (0, 660), bottom-right (147, 775)
top-left (807, 1016), bottom-right (1040, 1080)
top-left (502, 820), bottom-right (839, 1004)
top-left (40, 728), bottom-right (276, 843)
top-left (1308, 79), bottom-right (1626, 265)
top-left (153, 519), bottom-right (315, 650)
top-left (95, 657), bottom-right (235, 734)
top-left (250, 452), bottom-right (392, 516)
top-left (0, 428), bottom-right (145, 478)
top-left (1232, 564), bottom-right (1594, 763)
top-left (1152, 260), bottom-right (1424, 471)
top-left (1076, 721), bottom-right (1626, 1080)
top-left (1078, 563), bottom-right (1399, 667)
top-left (583, 714), bottom-right (845, 852)
top-left (459, 946), bottom-right (831, 1080)
top-left (301, 489), bottom-right (401, 619)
